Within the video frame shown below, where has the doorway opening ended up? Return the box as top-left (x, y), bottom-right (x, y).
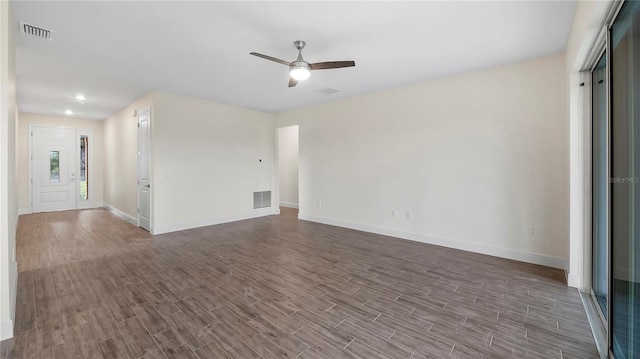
top-left (277, 126), bottom-right (299, 214)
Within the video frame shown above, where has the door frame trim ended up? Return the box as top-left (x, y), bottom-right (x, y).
top-left (29, 125), bottom-right (96, 213)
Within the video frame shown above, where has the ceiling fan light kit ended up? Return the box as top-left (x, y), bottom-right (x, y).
top-left (250, 40), bottom-right (355, 87)
top-left (290, 61), bottom-right (310, 81)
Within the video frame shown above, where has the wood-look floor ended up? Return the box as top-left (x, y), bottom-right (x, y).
top-left (0, 207), bottom-right (597, 359)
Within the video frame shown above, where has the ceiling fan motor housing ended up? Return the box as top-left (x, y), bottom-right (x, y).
top-left (290, 60), bottom-right (310, 71)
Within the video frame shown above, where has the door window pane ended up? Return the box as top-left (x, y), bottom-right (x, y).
top-left (49, 151), bottom-right (60, 182)
top-left (592, 52), bottom-right (608, 318)
top-left (80, 136), bottom-right (88, 200)
top-left (611, 1), bottom-right (640, 357)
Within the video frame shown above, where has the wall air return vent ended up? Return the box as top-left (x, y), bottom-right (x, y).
top-left (253, 191), bottom-right (271, 209)
top-left (20, 22), bottom-right (53, 41)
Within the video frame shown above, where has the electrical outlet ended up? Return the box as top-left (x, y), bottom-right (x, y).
top-left (316, 200), bottom-right (322, 208)
top-left (406, 211), bottom-right (413, 219)
top-left (529, 226), bottom-right (537, 236)
top-left (391, 209), bottom-right (397, 217)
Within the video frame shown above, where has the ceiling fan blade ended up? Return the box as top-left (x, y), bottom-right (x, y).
top-left (310, 61), bottom-right (356, 70)
top-left (250, 52), bottom-right (290, 66)
top-left (288, 78), bottom-right (298, 88)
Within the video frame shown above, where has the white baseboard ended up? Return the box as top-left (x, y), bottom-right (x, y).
top-left (0, 320), bottom-right (12, 341)
top-left (567, 272), bottom-right (580, 288)
top-left (18, 208), bottom-right (30, 215)
top-left (280, 202), bottom-right (299, 209)
top-left (299, 214), bottom-right (567, 270)
top-left (103, 203), bottom-right (138, 226)
top-left (153, 208), bottom-right (275, 235)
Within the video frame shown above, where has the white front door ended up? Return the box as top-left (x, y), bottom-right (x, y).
top-left (32, 127), bottom-right (77, 212)
top-left (137, 109), bottom-right (151, 231)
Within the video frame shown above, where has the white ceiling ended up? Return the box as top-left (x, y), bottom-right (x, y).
top-left (12, 1), bottom-right (576, 120)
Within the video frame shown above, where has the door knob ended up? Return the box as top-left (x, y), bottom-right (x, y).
top-left (145, 184), bottom-right (150, 188)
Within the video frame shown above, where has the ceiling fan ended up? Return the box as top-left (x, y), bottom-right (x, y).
top-left (250, 40), bottom-right (355, 88)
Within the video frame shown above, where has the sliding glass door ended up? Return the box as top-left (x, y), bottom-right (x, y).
top-left (611, 2), bottom-right (640, 357)
top-left (591, 2), bottom-right (640, 358)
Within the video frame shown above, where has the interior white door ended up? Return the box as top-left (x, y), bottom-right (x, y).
top-left (32, 127), bottom-right (77, 212)
top-left (137, 109), bottom-right (151, 231)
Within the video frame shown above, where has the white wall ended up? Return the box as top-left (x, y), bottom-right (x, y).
top-left (17, 113), bottom-right (105, 212)
top-left (277, 53), bottom-right (568, 268)
top-left (278, 126), bottom-right (299, 208)
top-left (103, 93), bottom-right (154, 221)
top-left (151, 91), bottom-right (275, 234)
top-left (0, 0), bottom-right (17, 340)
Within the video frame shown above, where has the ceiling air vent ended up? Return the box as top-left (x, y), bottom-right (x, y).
top-left (318, 88), bottom-right (339, 95)
top-left (20, 22), bottom-right (53, 41)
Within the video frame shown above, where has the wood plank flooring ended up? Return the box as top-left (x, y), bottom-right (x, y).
top-left (1, 207), bottom-right (598, 358)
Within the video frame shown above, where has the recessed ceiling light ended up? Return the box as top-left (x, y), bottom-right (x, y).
top-left (65, 110), bottom-right (73, 115)
top-left (75, 94), bottom-right (86, 101)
